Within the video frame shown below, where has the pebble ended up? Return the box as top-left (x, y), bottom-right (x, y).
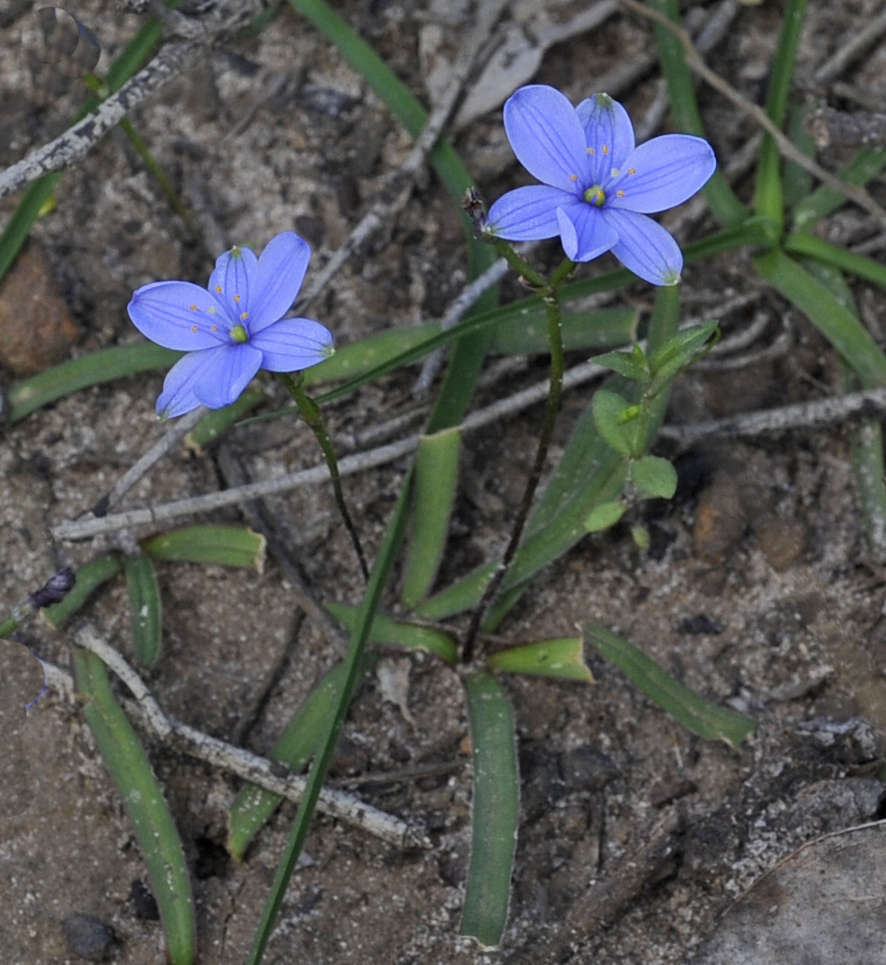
top-left (0, 243), bottom-right (78, 375)
top-left (61, 912), bottom-right (115, 961)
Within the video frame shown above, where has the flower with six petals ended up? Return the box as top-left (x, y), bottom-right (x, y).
top-left (128, 231), bottom-right (333, 417)
top-left (486, 85), bottom-right (717, 285)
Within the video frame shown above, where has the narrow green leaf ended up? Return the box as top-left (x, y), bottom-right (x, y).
top-left (227, 660), bottom-right (350, 862)
top-left (41, 553), bottom-right (121, 629)
top-left (326, 601), bottom-right (458, 665)
top-left (631, 455), bottom-right (677, 500)
top-left (247, 476), bottom-right (411, 964)
top-left (649, 0), bottom-right (748, 228)
top-left (781, 104), bottom-right (816, 207)
top-left (487, 637), bottom-right (593, 683)
top-left (584, 500), bottom-right (627, 533)
top-left (584, 622), bottom-right (755, 751)
top-left (8, 343), bottom-right (180, 423)
top-left (754, 248), bottom-right (886, 388)
top-left (783, 233), bottom-right (886, 291)
top-left (124, 554), bottom-right (163, 668)
top-left (143, 525), bottom-right (266, 571)
top-left (401, 428), bottom-right (461, 609)
top-left (792, 147), bottom-right (886, 231)
top-left (73, 650), bottom-right (195, 964)
top-left (752, 0), bottom-right (808, 228)
top-left (647, 322), bottom-right (718, 388)
top-left (413, 562), bottom-right (499, 622)
top-left (460, 672), bottom-right (519, 949)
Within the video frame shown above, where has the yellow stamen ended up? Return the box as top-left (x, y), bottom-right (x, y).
top-left (616, 190), bottom-right (625, 197)
top-left (569, 173), bottom-right (579, 181)
top-left (233, 294), bottom-right (241, 303)
top-left (211, 324), bottom-right (218, 332)
top-left (240, 311), bottom-right (249, 320)
top-left (587, 146), bottom-right (595, 155)
top-left (191, 324), bottom-right (198, 333)
top-left (628, 167), bottom-right (636, 175)
top-left (215, 285), bottom-right (222, 293)
top-left (188, 304), bottom-right (197, 311)
top-left (601, 145), bottom-right (609, 155)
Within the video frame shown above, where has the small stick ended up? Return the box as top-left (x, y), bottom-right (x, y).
top-left (0, 40), bottom-right (203, 198)
top-left (69, 623), bottom-right (428, 848)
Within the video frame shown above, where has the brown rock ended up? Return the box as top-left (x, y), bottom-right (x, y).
top-left (0, 242), bottom-right (78, 374)
top-left (755, 513), bottom-right (807, 571)
top-left (693, 471), bottom-right (747, 563)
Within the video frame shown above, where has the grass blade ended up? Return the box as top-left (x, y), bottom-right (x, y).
top-left (247, 479), bottom-right (411, 963)
top-left (754, 247), bottom-right (886, 388)
top-left (783, 233), bottom-right (886, 290)
top-left (584, 622), bottom-right (755, 751)
top-left (460, 671), bottom-right (519, 949)
top-left (73, 649), bottom-right (195, 964)
top-left (401, 427), bottom-right (461, 609)
top-left (326, 602), bottom-right (458, 665)
top-left (9, 343), bottom-right (179, 423)
top-left (649, 0), bottom-right (748, 228)
top-left (142, 525), bottom-right (266, 570)
top-left (124, 553), bottom-right (163, 668)
top-left (227, 660), bottom-right (350, 861)
top-left (791, 147), bottom-right (886, 231)
top-left (752, 0), bottom-right (808, 228)
top-left (487, 636), bottom-right (593, 683)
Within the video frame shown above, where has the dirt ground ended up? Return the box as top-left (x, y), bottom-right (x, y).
top-left (2, 0), bottom-right (886, 962)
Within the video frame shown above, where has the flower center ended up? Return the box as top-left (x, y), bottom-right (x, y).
top-left (230, 324), bottom-right (249, 343)
top-left (583, 184), bottom-right (606, 207)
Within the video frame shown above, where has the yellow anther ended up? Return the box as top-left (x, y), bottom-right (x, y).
top-left (191, 324), bottom-right (198, 333)
top-left (587, 146), bottom-right (595, 155)
top-left (233, 294), bottom-right (241, 303)
top-left (616, 190), bottom-right (625, 197)
top-left (211, 324), bottom-right (218, 332)
top-left (215, 285), bottom-right (222, 293)
top-left (188, 304), bottom-right (197, 311)
top-left (569, 173), bottom-right (579, 182)
top-left (628, 167), bottom-right (636, 175)
top-left (601, 145), bottom-right (609, 155)
top-left (240, 311), bottom-right (248, 320)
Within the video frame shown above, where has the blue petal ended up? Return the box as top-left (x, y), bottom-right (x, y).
top-left (208, 245), bottom-right (259, 322)
top-left (555, 203), bottom-right (619, 262)
top-left (252, 318), bottom-right (334, 372)
top-left (503, 85), bottom-right (589, 194)
top-left (128, 281), bottom-right (230, 350)
top-left (601, 209), bottom-right (683, 286)
top-left (487, 185), bottom-right (566, 240)
top-left (156, 349), bottom-right (223, 417)
top-left (607, 135), bottom-right (716, 213)
top-left (575, 94), bottom-right (635, 184)
top-left (192, 343), bottom-right (263, 408)
top-left (249, 232), bottom-right (312, 334)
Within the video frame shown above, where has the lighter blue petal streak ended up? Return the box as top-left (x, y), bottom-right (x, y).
top-left (504, 85), bottom-right (589, 194)
top-left (249, 232), bottom-right (312, 333)
top-left (556, 203), bottom-right (619, 262)
top-left (576, 94), bottom-right (635, 183)
top-left (608, 135), bottom-right (716, 213)
top-left (128, 281), bottom-right (230, 350)
top-left (252, 318), bottom-right (334, 372)
top-left (209, 246), bottom-right (258, 320)
top-left (487, 185), bottom-right (566, 240)
top-left (602, 209), bottom-right (683, 285)
top-left (156, 348), bottom-right (226, 417)
top-left (193, 343), bottom-right (263, 408)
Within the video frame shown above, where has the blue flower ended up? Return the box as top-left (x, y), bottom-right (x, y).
top-left (128, 232), bottom-right (333, 417)
top-left (486, 85), bottom-right (717, 285)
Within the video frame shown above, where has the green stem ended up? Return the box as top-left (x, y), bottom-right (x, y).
top-left (462, 254), bottom-right (573, 663)
top-left (491, 238), bottom-right (547, 289)
top-left (277, 372), bottom-right (369, 581)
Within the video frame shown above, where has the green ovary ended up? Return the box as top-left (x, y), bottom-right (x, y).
top-left (230, 324), bottom-right (249, 343)
top-left (583, 185), bottom-right (606, 207)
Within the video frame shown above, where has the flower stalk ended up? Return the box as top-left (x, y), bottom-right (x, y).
top-left (462, 253), bottom-right (574, 663)
top-left (277, 372), bottom-right (369, 582)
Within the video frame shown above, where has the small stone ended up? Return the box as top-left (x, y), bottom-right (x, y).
top-left (693, 471), bottom-right (747, 563)
top-left (61, 913), bottom-right (115, 961)
top-left (755, 514), bottom-right (807, 571)
top-left (0, 243), bottom-right (78, 375)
